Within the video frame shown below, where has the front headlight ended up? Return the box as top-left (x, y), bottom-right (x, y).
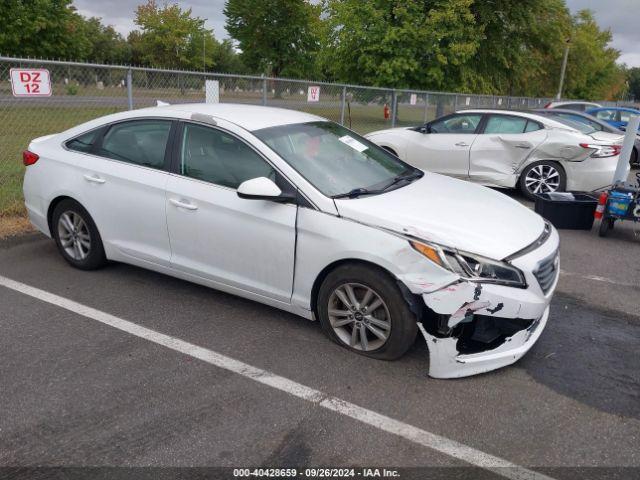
top-left (410, 241), bottom-right (526, 288)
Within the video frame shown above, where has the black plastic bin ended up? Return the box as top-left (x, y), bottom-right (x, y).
top-left (534, 192), bottom-right (598, 230)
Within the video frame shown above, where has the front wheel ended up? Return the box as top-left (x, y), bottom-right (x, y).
top-left (317, 264), bottom-right (417, 360)
top-left (519, 161), bottom-right (567, 201)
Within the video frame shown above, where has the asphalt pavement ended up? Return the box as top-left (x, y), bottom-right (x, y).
top-left (1, 200), bottom-right (639, 479)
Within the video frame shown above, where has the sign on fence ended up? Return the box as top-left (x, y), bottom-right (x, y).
top-left (205, 79), bottom-right (220, 103)
top-left (10, 68), bottom-right (51, 97)
top-left (410, 93), bottom-right (417, 105)
top-left (307, 86), bottom-right (320, 102)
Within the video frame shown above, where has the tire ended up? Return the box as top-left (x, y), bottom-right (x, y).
top-left (519, 161), bottom-right (567, 201)
top-left (52, 199), bottom-right (107, 270)
top-left (317, 264), bottom-right (418, 360)
top-left (598, 216), bottom-right (614, 237)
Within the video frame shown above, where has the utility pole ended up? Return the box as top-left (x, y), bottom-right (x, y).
top-left (556, 38), bottom-right (570, 100)
top-left (202, 18), bottom-right (208, 72)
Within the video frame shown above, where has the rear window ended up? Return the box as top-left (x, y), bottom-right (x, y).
top-left (65, 129), bottom-right (101, 153)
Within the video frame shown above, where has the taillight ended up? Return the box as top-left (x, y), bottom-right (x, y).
top-left (23, 150), bottom-right (39, 166)
top-left (579, 143), bottom-right (621, 158)
top-left (543, 102), bottom-right (552, 109)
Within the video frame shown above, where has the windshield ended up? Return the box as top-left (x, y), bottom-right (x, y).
top-left (253, 121), bottom-right (420, 197)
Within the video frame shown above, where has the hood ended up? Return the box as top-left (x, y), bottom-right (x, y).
top-left (334, 173), bottom-right (545, 260)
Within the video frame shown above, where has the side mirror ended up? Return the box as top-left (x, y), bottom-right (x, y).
top-left (421, 124), bottom-right (432, 134)
top-left (237, 177), bottom-right (294, 202)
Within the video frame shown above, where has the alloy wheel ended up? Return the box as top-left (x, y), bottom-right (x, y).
top-left (327, 282), bottom-right (391, 352)
top-left (57, 211), bottom-right (91, 261)
top-left (524, 164), bottom-right (561, 195)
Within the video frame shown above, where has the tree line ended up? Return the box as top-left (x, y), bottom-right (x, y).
top-left (0, 0), bottom-right (634, 100)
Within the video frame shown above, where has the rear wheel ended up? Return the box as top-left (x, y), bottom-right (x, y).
top-left (52, 199), bottom-right (107, 270)
top-left (519, 161), bottom-right (566, 201)
top-left (317, 264), bottom-right (417, 360)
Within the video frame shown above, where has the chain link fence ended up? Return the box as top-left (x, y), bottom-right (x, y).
top-left (0, 55), bottom-right (633, 217)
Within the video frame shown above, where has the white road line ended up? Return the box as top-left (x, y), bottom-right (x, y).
top-left (0, 274), bottom-right (553, 480)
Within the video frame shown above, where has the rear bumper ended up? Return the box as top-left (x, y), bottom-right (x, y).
top-left (564, 158), bottom-right (618, 191)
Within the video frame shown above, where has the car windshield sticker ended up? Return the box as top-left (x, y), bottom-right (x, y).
top-left (339, 135), bottom-right (368, 152)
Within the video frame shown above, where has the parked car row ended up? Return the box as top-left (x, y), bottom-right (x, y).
top-left (365, 106), bottom-right (639, 199)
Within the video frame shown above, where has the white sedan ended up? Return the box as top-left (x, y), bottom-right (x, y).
top-left (366, 109), bottom-right (622, 199)
top-left (23, 104), bottom-right (559, 378)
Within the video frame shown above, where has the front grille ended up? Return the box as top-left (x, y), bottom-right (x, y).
top-left (534, 250), bottom-right (559, 294)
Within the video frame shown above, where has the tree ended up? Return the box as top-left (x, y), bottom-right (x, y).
top-left (130, 0), bottom-right (218, 70)
top-left (562, 10), bottom-right (624, 101)
top-left (466, 0), bottom-right (571, 96)
top-left (628, 67), bottom-right (640, 102)
top-left (81, 17), bottom-right (131, 64)
top-left (0, 0), bottom-right (91, 60)
top-left (224, 0), bottom-right (321, 78)
top-left (320, 0), bottom-right (481, 91)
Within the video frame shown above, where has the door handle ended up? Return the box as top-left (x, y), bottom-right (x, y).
top-left (169, 198), bottom-right (198, 210)
top-left (83, 174), bottom-right (106, 184)
top-left (514, 143), bottom-right (532, 149)
top-left (454, 142), bottom-right (469, 147)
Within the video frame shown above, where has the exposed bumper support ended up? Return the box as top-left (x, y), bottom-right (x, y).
top-left (418, 306), bottom-right (549, 378)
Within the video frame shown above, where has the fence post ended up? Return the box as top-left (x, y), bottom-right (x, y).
top-left (423, 93), bottom-right (429, 123)
top-left (391, 90), bottom-right (397, 128)
top-left (262, 75), bottom-right (267, 106)
top-left (453, 94), bottom-right (458, 112)
top-left (126, 68), bottom-right (133, 111)
top-left (340, 86), bottom-right (347, 125)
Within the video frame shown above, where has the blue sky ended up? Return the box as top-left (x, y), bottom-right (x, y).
top-left (73, 0), bottom-right (640, 67)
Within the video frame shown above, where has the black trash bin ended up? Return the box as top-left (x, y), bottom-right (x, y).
top-left (534, 192), bottom-right (598, 230)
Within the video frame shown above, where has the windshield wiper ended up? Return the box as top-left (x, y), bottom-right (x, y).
top-left (332, 171), bottom-right (423, 199)
top-left (332, 187), bottom-right (382, 199)
top-left (382, 170), bottom-right (424, 191)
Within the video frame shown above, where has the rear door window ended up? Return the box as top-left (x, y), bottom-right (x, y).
top-left (484, 115), bottom-right (529, 134)
top-left (97, 120), bottom-right (172, 169)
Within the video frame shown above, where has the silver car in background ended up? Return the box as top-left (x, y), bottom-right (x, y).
top-left (365, 109), bottom-right (622, 199)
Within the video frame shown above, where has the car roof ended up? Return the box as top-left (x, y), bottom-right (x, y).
top-left (587, 106), bottom-right (640, 113)
top-left (158, 103), bottom-right (326, 131)
top-left (548, 101), bottom-right (600, 106)
top-left (531, 108), bottom-right (620, 132)
top-left (459, 109), bottom-right (571, 129)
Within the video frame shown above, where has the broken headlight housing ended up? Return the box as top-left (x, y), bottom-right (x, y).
top-left (410, 241), bottom-right (526, 288)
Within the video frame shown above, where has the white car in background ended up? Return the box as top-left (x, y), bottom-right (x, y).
top-left (23, 104), bottom-right (559, 378)
top-left (366, 109), bottom-right (622, 199)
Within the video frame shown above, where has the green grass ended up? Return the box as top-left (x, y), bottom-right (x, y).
top-left (0, 100), bottom-right (451, 217)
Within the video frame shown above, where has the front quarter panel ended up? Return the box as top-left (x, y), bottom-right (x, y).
top-left (291, 208), bottom-right (459, 312)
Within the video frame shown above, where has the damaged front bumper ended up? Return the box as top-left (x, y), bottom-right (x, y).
top-left (418, 227), bottom-right (559, 379)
